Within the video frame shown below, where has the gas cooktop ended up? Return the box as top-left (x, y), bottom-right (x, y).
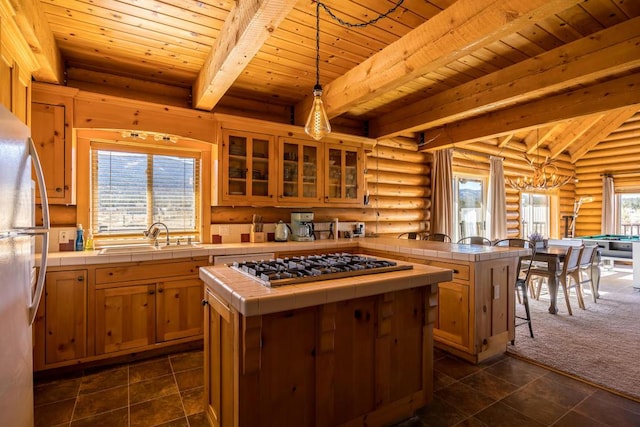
top-left (230, 253), bottom-right (412, 287)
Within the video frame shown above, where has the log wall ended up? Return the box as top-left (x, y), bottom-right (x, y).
top-left (451, 142), bottom-right (576, 239)
top-left (574, 112), bottom-right (640, 236)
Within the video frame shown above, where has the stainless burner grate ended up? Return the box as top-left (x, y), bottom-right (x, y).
top-left (230, 252), bottom-right (412, 287)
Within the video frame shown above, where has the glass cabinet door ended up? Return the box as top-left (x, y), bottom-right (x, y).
top-left (325, 144), bottom-right (362, 204)
top-left (278, 138), bottom-right (321, 203)
top-left (222, 130), bottom-right (274, 203)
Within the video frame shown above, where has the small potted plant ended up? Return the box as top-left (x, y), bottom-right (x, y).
top-left (528, 231), bottom-right (547, 248)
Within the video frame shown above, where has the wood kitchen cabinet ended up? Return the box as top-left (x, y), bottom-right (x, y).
top-left (324, 144), bottom-right (363, 205)
top-left (93, 258), bottom-right (206, 356)
top-left (278, 137), bottom-right (322, 204)
top-left (33, 269), bottom-right (87, 370)
top-left (95, 284), bottom-right (156, 354)
top-left (31, 82), bottom-right (79, 205)
top-left (156, 278), bottom-right (204, 342)
top-left (219, 129), bottom-right (276, 204)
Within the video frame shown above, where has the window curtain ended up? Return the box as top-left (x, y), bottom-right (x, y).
top-left (488, 156), bottom-right (507, 240)
top-left (431, 148), bottom-right (453, 236)
top-left (601, 175), bottom-right (615, 234)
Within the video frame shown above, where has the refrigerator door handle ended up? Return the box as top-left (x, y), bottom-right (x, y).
top-left (27, 137), bottom-right (50, 326)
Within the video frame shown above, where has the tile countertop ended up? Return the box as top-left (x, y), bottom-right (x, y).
top-left (200, 259), bottom-right (453, 317)
top-left (39, 237), bottom-right (529, 267)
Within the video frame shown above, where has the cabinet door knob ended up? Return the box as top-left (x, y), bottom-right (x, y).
top-left (201, 299), bottom-right (209, 306)
top-left (77, 276), bottom-right (84, 282)
top-left (148, 290), bottom-right (155, 295)
top-left (158, 288), bottom-right (164, 293)
top-left (55, 187), bottom-right (63, 193)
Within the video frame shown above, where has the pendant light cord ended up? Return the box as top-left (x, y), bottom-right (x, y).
top-left (315, 1), bottom-right (320, 88)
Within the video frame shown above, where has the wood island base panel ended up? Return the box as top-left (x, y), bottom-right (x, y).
top-left (200, 259), bottom-right (451, 427)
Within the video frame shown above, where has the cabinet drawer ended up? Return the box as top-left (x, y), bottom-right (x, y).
top-left (407, 258), bottom-right (470, 281)
top-left (96, 259), bottom-right (206, 284)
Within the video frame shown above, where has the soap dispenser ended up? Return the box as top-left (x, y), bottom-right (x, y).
top-left (75, 224), bottom-right (84, 251)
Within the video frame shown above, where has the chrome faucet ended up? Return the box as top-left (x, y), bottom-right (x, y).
top-left (144, 222), bottom-right (170, 246)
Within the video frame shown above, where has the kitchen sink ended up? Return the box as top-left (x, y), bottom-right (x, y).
top-left (98, 245), bottom-right (158, 255)
top-left (98, 243), bottom-right (200, 255)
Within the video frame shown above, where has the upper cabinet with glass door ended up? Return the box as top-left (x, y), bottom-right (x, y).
top-left (220, 130), bottom-right (275, 204)
top-left (325, 144), bottom-right (363, 205)
top-left (278, 137), bottom-right (322, 204)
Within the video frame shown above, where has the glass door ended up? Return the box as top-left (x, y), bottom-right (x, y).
top-left (278, 138), bottom-right (321, 203)
top-left (325, 144), bottom-right (362, 204)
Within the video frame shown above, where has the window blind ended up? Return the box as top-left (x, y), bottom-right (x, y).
top-left (91, 147), bottom-right (200, 237)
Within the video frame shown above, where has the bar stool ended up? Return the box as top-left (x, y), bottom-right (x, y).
top-left (457, 236), bottom-right (492, 246)
top-left (424, 233), bottom-right (451, 242)
top-left (494, 239), bottom-right (535, 342)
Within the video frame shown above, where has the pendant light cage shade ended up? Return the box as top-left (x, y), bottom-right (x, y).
top-left (305, 84), bottom-right (331, 141)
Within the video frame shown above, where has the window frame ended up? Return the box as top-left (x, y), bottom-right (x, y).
top-left (519, 191), bottom-right (560, 239)
top-left (452, 173), bottom-right (487, 242)
top-left (76, 130), bottom-right (213, 245)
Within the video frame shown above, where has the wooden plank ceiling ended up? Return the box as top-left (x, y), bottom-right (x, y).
top-left (31, 0), bottom-right (640, 161)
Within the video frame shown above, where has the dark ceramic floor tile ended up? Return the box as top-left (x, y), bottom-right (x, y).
top-left (453, 417), bottom-right (490, 427)
top-left (170, 350), bottom-right (203, 372)
top-left (434, 347), bottom-right (450, 360)
top-left (70, 407), bottom-right (129, 427)
top-left (414, 395), bottom-right (468, 427)
top-left (543, 371), bottom-right (598, 396)
top-left (436, 382), bottom-right (496, 417)
top-left (473, 401), bottom-right (544, 427)
top-left (460, 370), bottom-right (519, 400)
top-left (34, 398), bottom-right (76, 427)
top-left (590, 389), bottom-right (640, 415)
top-left (130, 393), bottom-right (185, 427)
top-left (392, 415), bottom-right (425, 426)
top-left (73, 385), bottom-right (128, 420)
top-left (517, 373), bottom-right (593, 409)
top-left (174, 367), bottom-right (203, 391)
top-left (553, 410), bottom-right (607, 427)
top-left (434, 369), bottom-right (457, 391)
top-left (34, 377), bottom-right (82, 406)
top-left (188, 412), bottom-right (210, 427)
top-left (154, 417), bottom-right (189, 427)
top-left (130, 374), bottom-right (179, 404)
top-left (79, 366), bottom-right (128, 394)
top-left (129, 357), bottom-right (173, 384)
top-left (484, 357), bottom-right (547, 387)
top-left (181, 386), bottom-right (205, 416)
top-left (500, 387), bottom-right (568, 425)
top-left (574, 392), bottom-right (640, 426)
top-left (435, 356), bottom-right (482, 381)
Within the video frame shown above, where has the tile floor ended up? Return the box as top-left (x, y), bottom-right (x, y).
top-left (34, 347), bottom-right (640, 427)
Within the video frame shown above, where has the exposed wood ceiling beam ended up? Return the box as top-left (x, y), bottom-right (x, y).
top-left (524, 125), bottom-right (557, 154)
top-left (569, 107), bottom-right (639, 162)
top-left (192, 0), bottom-right (298, 110)
top-left (547, 116), bottom-right (601, 160)
top-left (497, 134), bottom-right (514, 148)
top-left (370, 16), bottom-right (640, 139)
top-left (3, 0), bottom-right (62, 82)
top-left (294, 0), bottom-right (585, 125)
top-left (419, 72), bottom-right (640, 150)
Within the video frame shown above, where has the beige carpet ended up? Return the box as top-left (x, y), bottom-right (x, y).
top-left (508, 266), bottom-right (640, 400)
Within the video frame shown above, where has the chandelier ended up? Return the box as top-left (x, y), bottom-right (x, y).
top-left (506, 153), bottom-right (574, 191)
top-left (304, 0), bottom-right (405, 141)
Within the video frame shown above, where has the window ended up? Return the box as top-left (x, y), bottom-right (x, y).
top-left (617, 193), bottom-right (640, 235)
top-left (453, 175), bottom-right (486, 242)
top-left (520, 192), bottom-right (550, 238)
top-left (91, 144), bottom-right (200, 239)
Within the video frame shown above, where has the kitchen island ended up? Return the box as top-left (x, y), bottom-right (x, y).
top-left (200, 256), bottom-right (452, 427)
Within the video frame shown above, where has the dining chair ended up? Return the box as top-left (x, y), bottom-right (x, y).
top-left (424, 233), bottom-right (451, 242)
top-left (576, 244), bottom-right (600, 303)
top-left (493, 238), bottom-right (535, 341)
top-left (457, 236), bottom-right (492, 246)
top-left (529, 245), bottom-right (584, 316)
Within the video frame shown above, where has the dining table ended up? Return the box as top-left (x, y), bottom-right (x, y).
top-left (531, 245), bottom-right (569, 314)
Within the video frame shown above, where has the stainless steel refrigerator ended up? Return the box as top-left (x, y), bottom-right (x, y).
top-left (0, 104), bottom-right (49, 426)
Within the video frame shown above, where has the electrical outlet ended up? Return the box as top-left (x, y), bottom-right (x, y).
top-left (58, 230), bottom-right (70, 244)
top-left (219, 225), bottom-right (230, 236)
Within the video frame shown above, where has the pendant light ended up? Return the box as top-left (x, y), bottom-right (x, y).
top-left (305, 1), bottom-right (331, 141)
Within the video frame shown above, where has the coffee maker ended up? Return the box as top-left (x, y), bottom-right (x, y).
top-left (290, 212), bottom-right (314, 242)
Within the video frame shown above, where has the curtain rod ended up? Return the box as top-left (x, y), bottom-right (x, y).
top-left (454, 148), bottom-right (503, 160)
top-left (601, 171), bottom-right (640, 177)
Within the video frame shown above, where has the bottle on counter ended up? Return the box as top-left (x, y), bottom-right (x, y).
top-left (75, 224), bottom-right (84, 251)
top-left (84, 231), bottom-right (94, 250)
